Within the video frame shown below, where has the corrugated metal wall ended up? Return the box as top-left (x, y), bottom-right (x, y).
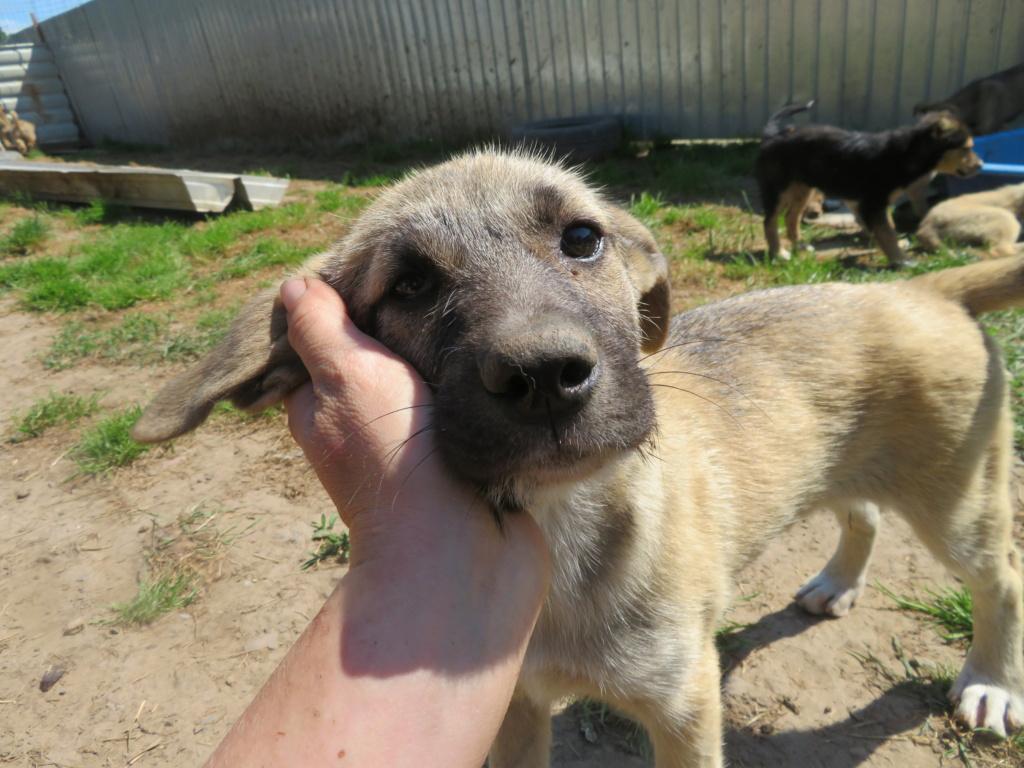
top-left (17, 0), bottom-right (1024, 148)
top-left (0, 43), bottom-right (80, 148)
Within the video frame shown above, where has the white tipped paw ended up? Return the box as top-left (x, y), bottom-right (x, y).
top-left (951, 680), bottom-right (1024, 738)
top-left (794, 571), bottom-right (864, 617)
top-left (776, 248), bottom-right (792, 262)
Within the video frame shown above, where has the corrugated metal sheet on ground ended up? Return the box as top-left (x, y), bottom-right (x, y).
top-left (16, 0), bottom-right (1024, 147)
top-left (0, 160), bottom-right (289, 212)
top-left (0, 43), bottom-right (81, 148)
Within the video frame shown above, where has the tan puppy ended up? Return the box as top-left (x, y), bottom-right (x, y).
top-left (918, 182), bottom-right (1024, 257)
top-left (133, 150), bottom-right (1024, 767)
top-left (0, 106), bottom-right (36, 154)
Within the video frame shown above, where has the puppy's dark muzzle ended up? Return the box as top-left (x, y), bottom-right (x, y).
top-left (478, 321), bottom-right (599, 423)
top-left (959, 158), bottom-right (984, 177)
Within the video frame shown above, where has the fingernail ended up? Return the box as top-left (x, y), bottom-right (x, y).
top-left (281, 278), bottom-right (308, 311)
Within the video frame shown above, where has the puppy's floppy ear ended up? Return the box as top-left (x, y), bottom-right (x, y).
top-left (130, 285), bottom-right (308, 443)
top-left (609, 208), bottom-right (671, 353)
top-left (635, 252), bottom-right (670, 353)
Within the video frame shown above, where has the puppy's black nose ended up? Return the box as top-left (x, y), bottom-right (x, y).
top-left (478, 326), bottom-right (599, 422)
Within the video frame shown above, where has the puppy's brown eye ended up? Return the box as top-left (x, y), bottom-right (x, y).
top-left (560, 224), bottom-right (602, 260)
top-left (391, 273), bottom-right (433, 300)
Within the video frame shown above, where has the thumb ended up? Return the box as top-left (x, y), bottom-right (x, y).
top-left (280, 277), bottom-right (351, 398)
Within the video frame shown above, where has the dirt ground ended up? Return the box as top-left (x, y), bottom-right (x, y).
top-left (2, 173), bottom-right (1023, 767)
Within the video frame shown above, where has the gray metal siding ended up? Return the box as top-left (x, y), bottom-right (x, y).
top-left (18, 0), bottom-right (1024, 148)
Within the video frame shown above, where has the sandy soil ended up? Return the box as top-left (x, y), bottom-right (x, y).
top-left (2, 239), bottom-right (1022, 767)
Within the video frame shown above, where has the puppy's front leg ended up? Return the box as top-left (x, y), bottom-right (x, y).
top-left (783, 183), bottom-right (815, 256)
top-left (862, 200), bottom-right (911, 267)
top-left (796, 501), bottom-right (880, 617)
top-left (489, 691), bottom-right (552, 768)
top-left (641, 638), bottom-right (724, 768)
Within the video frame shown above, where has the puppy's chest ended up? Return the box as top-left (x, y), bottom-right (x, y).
top-left (519, 490), bottom-right (691, 700)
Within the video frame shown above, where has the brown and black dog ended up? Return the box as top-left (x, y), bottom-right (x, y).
top-left (756, 102), bottom-right (982, 266)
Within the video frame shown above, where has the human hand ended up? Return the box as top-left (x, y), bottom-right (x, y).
top-left (281, 276), bottom-right (450, 534)
top-left (280, 277), bottom-right (549, 665)
top-left (205, 277), bottom-right (548, 768)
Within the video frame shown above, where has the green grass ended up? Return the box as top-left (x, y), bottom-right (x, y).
top-left (105, 571), bottom-right (200, 626)
top-left (1, 216), bottom-right (50, 255)
top-left (590, 141), bottom-right (760, 200)
top-left (155, 503), bottom-right (259, 562)
top-left (71, 199), bottom-right (130, 226)
top-left (217, 238), bottom-right (318, 279)
top-left (71, 404), bottom-right (150, 475)
top-left (985, 308), bottom-right (1024, 450)
top-left (43, 307), bottom-right (236, 370)
top-left (301, 513), bottom-right (351, 570)
top-left (875, 581), bottom-right (974, 643)
top-left (0, 198), bottom-right (331, 312)
top-left (715, 593), bottom-right (758, 657)
top-left (313, 184), bottom-right (372, 216)
top-left (9, 391), bottom-right (101, 440)
top-left (853, 636), bottom-right (957, 711)
top-left (104, 504), bottom-right (258, 626)
top-left (3, 221), bottom-right (192, 311)
top-left (628, 191), bottom-right (664, 225)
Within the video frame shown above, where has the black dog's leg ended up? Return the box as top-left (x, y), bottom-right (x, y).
top-left (859, 198), bottom-right (910, 268)
top-left (760, 185), bottom-right (785, 260)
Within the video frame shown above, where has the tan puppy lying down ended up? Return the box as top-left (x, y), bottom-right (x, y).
top-left (133, 150), bottom-right (1024, 767)
top-left (918, 182), bottom-right (1024, 257)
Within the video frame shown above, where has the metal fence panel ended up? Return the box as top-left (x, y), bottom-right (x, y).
top-left (0, 42), bottom-right (80, 148)
top-left (15, 0), bottom-right (1024, 148)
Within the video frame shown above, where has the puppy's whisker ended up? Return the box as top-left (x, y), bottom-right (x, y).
top-left (374, 423), bottom-right (439, 502)
top-left (341, 404), bottom-right (435, 444)
top-left (640, 336), bottom-right (764, 364)
top-left (545, 398), bottom-right (562, 449)
top-left (439, 344), bottom-right (464, 366)
top-left (439, 292), bottom-right (458, 319)
top-left (649, 383), bottom-right (745, 430)
top-left (647, 370), bottom-right (773, 424)
top-left (390, 445), bottom-right (442, 511)
top-left (307, 405), bottom-right (436, 475)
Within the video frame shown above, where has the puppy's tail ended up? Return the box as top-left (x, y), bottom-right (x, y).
top-left (908, 255), bottom-right (1024, 315)
top-left (762, 100), bottom-right (815, 139)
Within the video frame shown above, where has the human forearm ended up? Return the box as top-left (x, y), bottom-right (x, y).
top-left (206, 503), bottom-right (548, 768)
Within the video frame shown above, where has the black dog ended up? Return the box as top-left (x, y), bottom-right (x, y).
top-left (755, 102), bottom-right (982, 267)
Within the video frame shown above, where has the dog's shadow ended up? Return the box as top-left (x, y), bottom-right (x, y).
top-left (723, 680), bottom-right (947, 767)
top-left (719, 604), bottom-right (950, 767)
top-left (547, 604), bottom-right (953, 767)
top-left (705, 247), bottom-right (887, 273)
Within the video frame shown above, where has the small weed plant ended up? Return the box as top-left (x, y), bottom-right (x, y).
top-left (301, 513), bottom-right (351, 569)
top-left (71, 404), bottom-right (149, 475)
top-left (875, 581), bottom-right (974, 643)
top-left (105, 503), bottom-right (257, 626)
top-left (106, 571), bottom-right (201, 626)
top-left (1, 216), bottom-right (50, 255)
top-left (9, 391), bottom-right (100, 440)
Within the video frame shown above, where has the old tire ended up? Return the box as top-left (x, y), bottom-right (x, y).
top-left (506, 116), bottom-right (622, 160)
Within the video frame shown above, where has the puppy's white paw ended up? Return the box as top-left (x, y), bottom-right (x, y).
top-left (794, 571), bottom-right (864, 617)
top-left (951, 677), bottom-right (1024, 737)
top-left (800, 243), bottom-right (816, 253)
top-left (776, 248), bottom-right (792, 262)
